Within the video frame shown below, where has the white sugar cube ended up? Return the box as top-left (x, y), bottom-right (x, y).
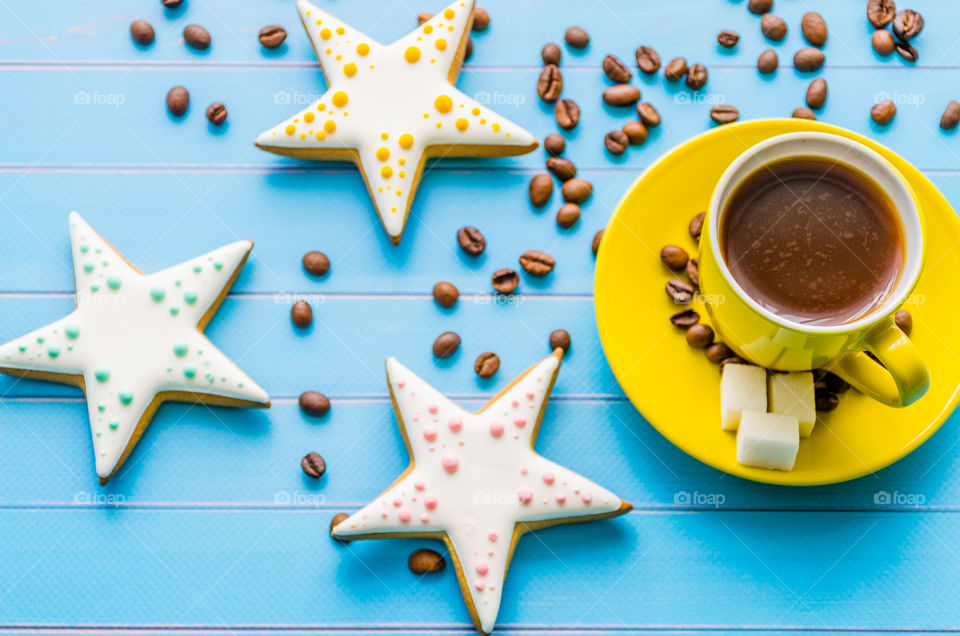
top-left (769, 372), bottom-right (816, 437)
top-left (737, 410), bottom-right (800, 471)
top-left (720, 364), bottom-right (767, 431)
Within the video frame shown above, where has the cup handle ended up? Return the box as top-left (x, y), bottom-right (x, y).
top-left (830, 321), bottom-right (929, 407)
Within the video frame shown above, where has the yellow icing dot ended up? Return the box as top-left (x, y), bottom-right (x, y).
top-left (304, 112), bottom-right (315, 124)
top-left (324, 120), bottom-right (337, 133)
top-left (317, 103), bottom-right (326, 112)
top-left (399, 171), bottom-right (406, 177)
top-left (399, 157), bottom-right (407, 165)
top-left (424, 25), bottom-right (434, 34)
top-left (435, 38), bottom-right (447, 51)
top-left (391, 207), bottom-right (397, 213)
top-left (396, 190), bottom-right (403, 196)
top-left (423, 113), bottom-right (430, 119)
top-left (404, 46), bottom-right (421, 63)
top-left (285, 124), bottom-right (296, 135)
top-left (336, 27), bottom-right (345, 35)
top-left (472, 107), bottom-right (481, 116)
top-left (320, 28), bottom-right (331, 40)
top-left (325, 48), bottom-right (332, 55)
top-left (480, 118), bottom-right (486, 124)
top-left (492, 123), bottom-right (501, 132)
top-left (344, 62), bottom-right (357, 77)
top-left (434, 95), bottom-right (453, 113)
top-left (335, 54), bottom-right (342, 61)
top-left (332, 91), bottom-right (348, 108)
top-left (436, 122), bottom-right (442, 128)
top-left (380, 132), bottom-right (389, 140)
top-left (357, 42), bottom-right (370, 56)
top-left (316, 19), bottom-right (322, 25)
top-left (399, 134), bottom-right (414, 149)
top-left (444, 8), bottom-right (455, 19)
top-left (376, 147), bottom-right (390, 161)
top-left (294, 118), bottom-right (300, 123)
top-left (455, 118), bottom-right (468, 131)
top-left (316, 131), bottom-right (326, 140)
top-left (448, 25), bottom-right (454, 31)
top-left (299, 132), bottom-right (307, 139)
top-left (381, 166), bottom-right (393, 178)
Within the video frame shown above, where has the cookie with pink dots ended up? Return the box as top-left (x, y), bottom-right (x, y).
top-left (254, 0), bottom-right (538, 245)
top-left (332, 350), bottom-right (632, 634)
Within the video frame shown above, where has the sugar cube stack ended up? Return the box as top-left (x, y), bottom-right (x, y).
top-left (736, 410), bottom-right (801, 471)
top-left (769, 372), bottom-right (816, 437)
top-left (719, 363), bottom-right (767, 431)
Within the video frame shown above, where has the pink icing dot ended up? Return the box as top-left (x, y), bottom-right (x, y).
top-left (448, 418), bottom-right (463, 432)
top-left (487, 531), bottom-right (498, 542)
top-left (420, 513), bottom-right (430, 523)
top-left (414, 481), bottom-right (425, 491)
top-left (555, 492), bottom-right (567, 504)
top-left (476, 561), bottom-right (489, 576)
top-left (581, 492), bottom-right (593, 504)
top-left (441, 452), bottom-right (459, 473)
top-left (526, 392), bottom-right (535, 400)
top-left (399, 509), bottom-right (412, 522)
top-left (393, 498), bottom-right (402, 508)
top-left (397, 380), bottom-right (405, 388)
top-left (521, 466), bottom-right (529, 475)
top-left (474, 580), bottom-right (486, 591)
top-left (511, 400), bottom-right (519, 408)
top-left (518, 488), bottom-right (533, 504)
top-left (489, 421), bottom-right (504, 437)
top-left (428, 404), bottom-right (439, 414)
top-left (424, 495), bottom-right (438, 510)
top-left (514, 417), bottom-right (527, 428)
top-left (382, 513), bottom-right (388, 519)
top-left (542, 471), bottom-right (555, 485)
top-left (423, 426), bottom-right (438, 442)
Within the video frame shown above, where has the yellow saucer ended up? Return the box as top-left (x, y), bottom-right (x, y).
top-left (595, 119), bottom-right (960, 486)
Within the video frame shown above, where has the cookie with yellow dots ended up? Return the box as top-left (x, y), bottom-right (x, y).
top-left (255, 0), bottom-right (539, 245)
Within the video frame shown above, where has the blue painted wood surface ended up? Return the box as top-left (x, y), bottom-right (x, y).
top-left (1, 0), bottom-right (959, 633)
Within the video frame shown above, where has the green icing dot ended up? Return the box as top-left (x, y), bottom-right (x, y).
top-left (65, 325), bottom-right (80, 340)
top-left (47, 345), bottom-right (60, 358)
top-left (94, 367), bottom-right (110, 382)
top-left (175, 280), bottom-right (181, 287)
top-left (192, 264), bottom-right (202, 273)
top-left (205, 373), bottom-right (214, 382)
top-left (36, 336), bottom-right (44, 344)
top-left (173, 342), bottom-right (188, 357)
top-left (82, 261), bottom-right (95, 273)
top-left (150, 287), bottom-right (166, 302)
top-left (80, 244), bottom-right (90, 253)
top-left (213, 262), bottom-right (223, 271)
top-left (97, 402), bottom-right (106, 412)
top-left (184, 290), bottom-right (198, 304)
top-left (109, 419), bottom-right (119, 430)
top-left (17, 345), bottom-right (26, 353)
top-left (118, 389), bottom-right (133, 405)
top-left (169, 306), bottom-right (180, 316)
top-left (106, 276), bottom-right (122, 290)
top-left (90, 284), bottom-right (100, 292)
top-left (183, 365), bottom-right (197, 379)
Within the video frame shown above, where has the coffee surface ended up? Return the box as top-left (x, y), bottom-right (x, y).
top-left (721, 157), bottom-right (903, 326)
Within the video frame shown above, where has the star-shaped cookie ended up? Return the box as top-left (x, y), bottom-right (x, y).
top-left (0, 213), bottom-right (270, 483)
top-left (332, 350), bottom-right (631, 634)
top-left (254, 0), bottom-right (538, 244)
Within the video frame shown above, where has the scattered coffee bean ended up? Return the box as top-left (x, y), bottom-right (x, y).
top-left (710, 104), bottom-right (739, 124)
top-left (794, 47), bottom-right (825, 71)
top-left (660, 244), bottom-right (689, 271)
top-left (892, 9), bottom-right (924, 41)
top-left (719, 356), bottom-right (749, 373)
top-left (546, 157), bottom-right (576, 181)
top-left (544, 133), bottom-right (565, 156)
top-left (291, 300), bottom-right (313, 327)
top-left (815, 387), bottom-right (839, 412)
top-left (205, 102), bottom-right (227, 125)
top-left (666, 278), bottom-right (694, 304)
top-left (258, 25), bottom-right (287, 48)
top-left (471, 6), bottom-right (490, 31)
top-left (162, 0), bottom-right (183, 7)
top-left (825, 372), bottom-right (851, 394)
top-left (689, 212), bottom-right (705, 242)
top-left (872, 29), bottom-right (896, 56)
top-left (537, 64), bottom-right (564, 102)
top-left (299, 391), bottom-right (331, 417)
top-left (561, 178), bottom-right (592, 203)
top-left (602, 54), bottom-right (632, 83)
top-left (604, 130), bottom-right (629, 155)
top-left (635, 46), bottom-right (661, 74)
top-left (686, 258), bottom-right (700, 287)
top-left (686, 64), bottom-right (708, 90)
top-left (867, 0), bottom-right (896, 28)
top-left (528, 173), bottom-right (553, 207)
top-left (555, 98), bottom-right (580, 130)
top-left (519, 250), bottom-right (555, 276)
top-left (549, 329), bottom-right (571, 352)
top-left (686, 324), bottom-right (715, 349)
top-left (432, 281), bottom-right (459, 307)
top-left (717, 30), bottom-right (740, 48)
top-left (636, 102), bottom-right (661, 127)
top-left (541, 42), bottom-right (562, 65)
top-left (806, 78), bottom-right (827, 109)
top-left (801, 11), bottom-right (828, 46)
top-left (432, 331), bottom-right (461, 358)
top-left (602, 84), bottom-right (642, 106)
top-left (166, 86), bottom-right (189, 116)
top-left (757, 49), bottom-right (779, 73)
top-left (457, 226), bottom-right (485, 256)
top-left (871, 99), bottom-right (897, 125)
top-left (301, 452), bottom-right (326, 478)
top-left (664, 57), bottom-right (688, 81)
top-left (748, 0), bottom-right (773, 14)
top-left (330, 512), bottom-right (350, 542)
top-left (792, 106), bottom-right (817, 120)
top-left (622, 121), bottom-right (649, 145)
top-left (417, 13), bottom-right (434, 25)
top-left (705, 342), bottom-right (733, 364)
top-left (760, 14), bottom-right (788, 41)
top-left (895, 308), bottom-right (913, 335)
top-left (183, 24), bottom-right (211, 50)
top-left (941, 100), bottom-right (960, 130)
top-left (474, 351), bottom-right (501, 378)
top-left (564, 26), bottom-right (589, 49)
top-left (556, 203), bottom-right (581, 228)
top-left (302, 250), bottom-right (330, 277)
top-left (670, 309), bottom-right (700, 328)
top-left (895, 39), bottom-right (918, 63)
top-left (492, 268), bottom-right (519, 293)
top-left (130, 20), bottom-right (155, 45)
top-left (409, 549), bottom-right (446, 574)
top-left (592, 230), bottom-right (604, 255)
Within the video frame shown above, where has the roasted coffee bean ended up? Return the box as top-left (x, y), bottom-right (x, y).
top-left (670, 309), bottom-right (701, 329)
top-left (541, 42), bottom-right (562, 65)
top-left (664, 57), bottom-right (688, 81)
top-left (561, 178), bottom-right (592, 203)
top-left (686, 64), bottom-right (708, 89)
top-left (895, 39), bottom-right (918, 63)
top-left (258, 25), bottom-right (287, 48)
top-left (205, 102), bottom-right (227, 125)
top-left (705, 342), bottom-right (733, 364)
top-left (710, 104), bottom-right (739, 124)
top-left (806, 78), bottom-right (827, 109)
top-left (592, 229), bottom-right (604, 255)
top-left (291, 300), bottom-right (313, 327)
top-left (871, 99), bottom-right (897, 125)
top-left (183, 24), bottom-right (211, 50)
top-left (432, 281), bottom-right (459, 307)
top-left (302, 250), bottom-right (330, 276)
top-left (602, 54), bottom-right (632, 83)
top-left (556, 203), bottom-right (581, 228)
top-left (564, 26), bottom-right (589, 49)
top-left (748, 0), bottom-right (773, 14)
top-left (457, 226), bottom-right (485, 255)
top-left (660, 244), bottom-right (689, 271)
top-left (474, 351), bottom-right (501, 378)
top-left (636, 102), bottom-right (661, 127)
top-left (792, 106), bottom-right (817, 120)
top-left (685, 324), bottom-right (715, 349)
top-left (635, 46), bottom-right (661, 74)
top-left (537, 64), bottom-right (564, 102)
top-left (546, 157), bottom-right (577, 181)
top-left (892, 9), bottom-right (923, 41)
top-left (528, 173), bottom-right (554, 207)
top-left (432, 331), bottom-right (461, 358)
top-left (717, 30), bottom-right (740, 48)
top-left (166, 86), bottom-right (189, 116)
top-left (544, 133), bottom-right (566, 156)
top-left (417, 13), bottom-right (434, 25)
top-left (895, 308), bottom-right (913, 335)
top-left (622, 121), bottom-right (649, 145)
top-left (794, 47), bottom-right (825, 71)
top-left (825, 372), bottom-right (851, 394)
top-left (602, 84), bottom-right (641, 106)
top-left (604, 130), bottom-right (629, 155)
top-left (941, 100), bottom-right (960, 130)
top-left (815, 387), bottom-right (839, 412)
top-left (471, 6), bottom-right (490, 31)
top-left (760, 14), bottom-right (788, 41)
top-left (464, 35), bottom-right (474, 61)
top-left (686, 257), bottom-right (700, 287)
top-left (719, 356), bottom-right (749, 373)
top-left (801, 11), bottom-right (828, 46)
top-left (757, 49), bottom-right (779, 73)
top-left (491, 268), bottom-right (519, 293)
top-left (519, 250), bottom-right (555, 276)
top-left (330, 513), bottom-right (350, 542)
top-left (689, 212), bottom-right (705, 242)
top-left (301, 452), bottom-right (326, 478)
top-left (299, 391), bottom-right (331, 416)
top-left (409, 549), bottom-right (446, 573)
top-left (555, 98), bottom-right (580, 130)
top-left (872, 29), bottom-right (896, 56)
top-left (867, 0), bottom-right (896, 28)
top-left (549, 329), bottom-right (571, 352)
top-left (130, 20), bottom-right (155, 45)
top-left (162, 0), bottom-right (184, 6)
top-left (666, 278), bottom-right (694, 304)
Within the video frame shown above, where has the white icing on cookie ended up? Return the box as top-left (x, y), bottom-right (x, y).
top-left (0, 212), bottom-right (270, 481)
top-left (254, 0), bottom-right (538, 244)
top-left (332, 352), bottom-right (628, 634)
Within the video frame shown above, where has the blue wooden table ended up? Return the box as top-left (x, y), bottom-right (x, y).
top-left (2, 0), bottom-right (959, 633)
